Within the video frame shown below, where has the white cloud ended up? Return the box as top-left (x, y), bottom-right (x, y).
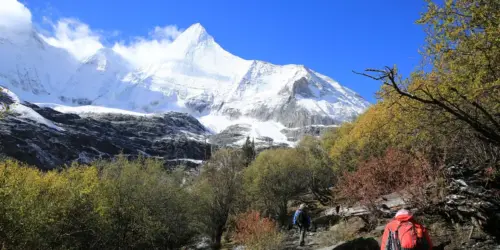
top-left (40, 18), bottom-right (104, 61)
top-left (112, 25), bottom-right (182, 67)
top-left (0, 0), bottom-right (184, 67)
top-left (151, 25), bottom-right (182, 40)
top-left (0, 0), bottom-right (32, 31)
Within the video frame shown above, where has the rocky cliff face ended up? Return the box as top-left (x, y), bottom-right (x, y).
top-left (0, 89), bottom-right (211, 170)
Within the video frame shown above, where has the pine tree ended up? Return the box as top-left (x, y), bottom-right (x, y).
top-left (251, 138), bottom-right (256, 159)
top-left (242, 136), bottom-right (256, 167)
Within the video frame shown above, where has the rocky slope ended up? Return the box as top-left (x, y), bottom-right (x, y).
top-left (278, 191), bottom-right (500, 250)
top-left (0, 88), bottom-right (211, 170)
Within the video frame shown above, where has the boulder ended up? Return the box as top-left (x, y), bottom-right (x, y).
top-left (313, 214), bottom-right (341, 230)
top-left (346, 217), bottom-right (367, 233)
top-left (325, 192), bottom-right (408, 218)
top-left (327, 216), bottom-right (368, 243)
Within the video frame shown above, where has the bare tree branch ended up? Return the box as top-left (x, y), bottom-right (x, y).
top-left (354, 67), bottom-right (500, 146)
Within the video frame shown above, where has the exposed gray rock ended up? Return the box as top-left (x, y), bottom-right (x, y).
top-left (209, 123), bottom-right (290, 149)
top-left (218, 75), bottom-right (360, 129)
top-left (185, 94), bottom-right (213, 113)
top-left (0, 91), bottom-right (15, 105)
top-left (281, 125), bottom-right (337, 142)
top-left (0, 99), bottom-right (211, 170)
top-left (325, 192), bottom-right (408, 218)
top-left (209, 124), bottom-right (251, 146)
top-left (229, 101), bottom-right (341, 129)
top-left (437, 164), bottom-right (500, 238)
top-left (312, 214), bottom-right (340, 230)
top-left (292, 77), bottom-right (316, 98)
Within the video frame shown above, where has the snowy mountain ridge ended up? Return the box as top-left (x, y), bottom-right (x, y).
top-left (0, 22), bottom-right (369, 146)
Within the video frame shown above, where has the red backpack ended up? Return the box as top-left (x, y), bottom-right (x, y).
top-left (385, 220), bottom-right (431, 250)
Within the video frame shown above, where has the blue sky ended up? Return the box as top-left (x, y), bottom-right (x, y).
top-left (24, 0), bottom-right (428, 103)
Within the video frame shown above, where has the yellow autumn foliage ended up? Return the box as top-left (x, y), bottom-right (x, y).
top-left (0, 156), bottom-right (197, 249)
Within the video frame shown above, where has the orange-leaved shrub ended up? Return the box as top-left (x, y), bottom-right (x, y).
top-left (233, 210), bottom-right (283, 250)
top-left (335, 148), bottom-right (432, 206)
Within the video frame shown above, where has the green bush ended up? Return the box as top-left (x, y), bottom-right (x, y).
top-left (192, 148), bottom-right (246, 248)
top-left (244, 148), bottom-right (308, 226)
top-left (297, 135), bottom-right (336, 198)
top-left (0, 156), bottom-right (196, 249)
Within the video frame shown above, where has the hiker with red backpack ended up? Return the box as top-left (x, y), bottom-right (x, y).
top-left (380, 209), bottom-right (433, 250)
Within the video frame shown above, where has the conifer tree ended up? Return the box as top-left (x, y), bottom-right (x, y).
top-left (242, 136), bottom-right (256, 167)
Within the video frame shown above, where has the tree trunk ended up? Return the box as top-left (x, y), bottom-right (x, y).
top-left (311, 187), bottom-right (331, 205)
top-left (278, 200), bottom-right (289, 227)
top-left (212, 225), bottom-right (224, 249)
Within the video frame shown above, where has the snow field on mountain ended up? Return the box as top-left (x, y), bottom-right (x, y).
top-left (37, 103), bottom-right (151, 116)
top-left (0, 89), bottom-right (64, 131)
top-left (1, 18), bottom-right (370, 145)
top-left (10, 103), bottom-right (65, 131)
top-left (199, 115), bottom-right (292, 146)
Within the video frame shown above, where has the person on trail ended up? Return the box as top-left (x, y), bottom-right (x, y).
top-left (380, 209), bottom-right (433, 250)
top-left (293, 203), bottom-right (311, 247)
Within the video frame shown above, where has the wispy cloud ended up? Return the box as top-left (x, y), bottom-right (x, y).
top-left (112, 25), bottom-right (183, 67)
top-left (150, 25), bottom-right (182, 41)
top-left (40, 18), bottom-right (104, 61)
top-left (2, 0), bottom-right (185, 67)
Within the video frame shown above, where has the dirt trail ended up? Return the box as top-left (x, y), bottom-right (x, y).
top-left (282, 229), bottom-right (331, 250)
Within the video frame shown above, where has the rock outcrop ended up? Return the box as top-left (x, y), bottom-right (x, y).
top-left (438, 164), bottom-right (500, 238)
top-left (0, 90), bottom-right (211, 170)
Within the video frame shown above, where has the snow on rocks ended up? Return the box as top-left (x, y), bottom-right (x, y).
top-left (10, 103), bottom-right (65, 131)
top-left (0, 22), bottom-right (369, 146)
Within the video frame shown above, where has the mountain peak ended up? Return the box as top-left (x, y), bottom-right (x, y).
top-left (0, 19), bottom-right (370, 146)
top-left (175, 23), bottom-right (212, 45)
top-left (187, 23), bottom-right (206, 33)
top-left (85, 48), bottom-right (115, 61)
top-left (83, 48), bottom-right (131, 71)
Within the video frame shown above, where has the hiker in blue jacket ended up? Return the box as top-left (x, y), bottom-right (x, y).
top-left (293, 203), bottom-right (311, 246)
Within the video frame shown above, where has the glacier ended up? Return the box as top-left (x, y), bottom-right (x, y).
top-left (0, 22), bottom-right (370, 146)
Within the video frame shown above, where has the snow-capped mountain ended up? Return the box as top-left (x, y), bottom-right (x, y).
top-left (0, 23), bottom-right (370, 146)
top-left (0, 26), bottom-right (78, 101)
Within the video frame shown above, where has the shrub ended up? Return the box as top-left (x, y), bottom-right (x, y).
top-left (244, 148), bottom-right (308, 226)
top-left (0, 156), bottom-right (197, 249)
top-left (193, 149), bottom-right (246, 248)
top-left (233, 211), bottom-right (283, 250)
top-left (335, 149), bottom-right (432, 206)
top-left (95, 156), bottom-right (196, 249)
top-left (0, 159), bottom-right (104, 249)
top-left (297, 135), bottom-right (336, 200)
